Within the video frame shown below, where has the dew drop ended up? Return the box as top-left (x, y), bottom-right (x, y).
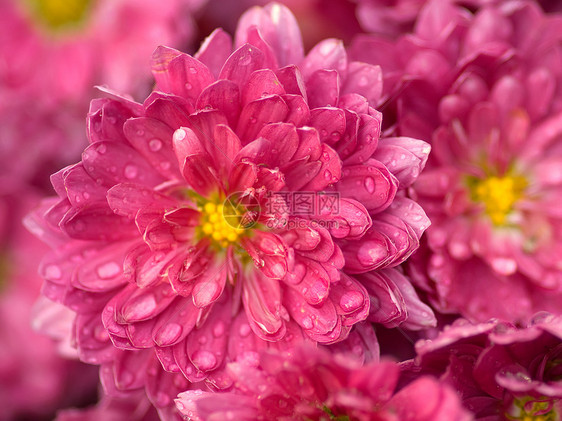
top-left (339, 291), bottom-right (364, 312)
top-left (96, 144), bottom-right (107, 154)
top-left (45, 264), bottom-right (62, 280)
top-left (124, 165), bottom-right (138, 179)
top-left (239, 323), bottom-right (251, 337)
top-left (364, 177), bottom-right (376, 194)
top-left (301, 316), bottom-right (313, 329)
top-left (119, 371), bottom-right (134, 387)
top-left (174, 128), bottom-right (187, 141)
top-left (157, 323), bottom-right (183, 345)
top-left (148, 138), bottom-right (163, 151)
top-left (96, 261), bottom-right (121, 279)
top-left (154, 392), bottom-right (170, 407)
top-left (94, 325), bottom-right (109, 342)
top-left (490, 257), bottom-right (517, 276)
top-left (185, 82), bottom-right (193, 90)
top-left (191, 350), bottom-right (217, 371)
top-left (213, 321), bottom-right (225, 338)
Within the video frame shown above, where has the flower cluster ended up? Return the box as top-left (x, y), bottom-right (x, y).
top-left (409, 314), bottom-right (562, 420)
top-left (5, 0), bottom-right (562, 420)
top-left (352, 0), bottom-right (562, 322)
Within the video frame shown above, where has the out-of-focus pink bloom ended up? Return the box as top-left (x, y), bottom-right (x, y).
top-left (0, 0), bottom-right (205, 186)
top-left (0, 192), bottom-right (97, 421)
top-left (26, 2), bottom-right (432, 415)
top-left (354, 0), bottom-right (428, 37)
top-left (410, 314), bottom-right (562, 420)
top-left (57, 384), bottom-right (167, 421)
top-left (176, 345), bottom-right (473, 421)
top-left (352, 0), bottom-right (562, 322)
top-left (198, 0), bottom-right (361, 49)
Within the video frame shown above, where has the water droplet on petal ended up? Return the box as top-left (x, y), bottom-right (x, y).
top-left (339, 291), bottom-right (364, 312)
top-left (119, 371), bottom-right (134, 387)
top-left (174, 128), bottom-right (187, 141)
top-left (96, 144), bottom-right (107, 154)
top-left (491, 257), bottom-right (517, 275)
top-left (96, 262), bottom-right (121, 279)
top-left (45, 264), bottom-right (62, 280)
top-left (364, 177), bottom-right (375, 194)
top-left (213, 321), bottom-right (225, 338)
top-left (239, 323), bottom-right (251, 337)
top-left (124, 165), bottom-right (138, 179)
top-left (157, 323), bottom-right (183, 345)
top-left (185, 82), bottom-right (193, 90)
top-left (301, 316), bottom-right (313, 329)
top-left (154, 392), bottom-right (170, 407)
top-left (191, 350), bottom-right (217, 371)
top-left (149, 139), bottom-right (163, 151)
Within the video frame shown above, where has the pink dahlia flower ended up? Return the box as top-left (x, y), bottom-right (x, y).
top-left (410, 314), bottom-right (562, 420)
top-left (352, 0), bottom-right (562, 322)
top-left (27, 2), bottom-right (432, 414)
top-left (176, 345), bottom-right (473, 421)
top-left (0, 0), bottom-right (204, 186)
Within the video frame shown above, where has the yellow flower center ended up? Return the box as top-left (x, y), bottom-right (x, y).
top-left (199, 201), bottom-right (245, 247)
top-left (506, 397), bottom-right (558, 421)
top-left (24, 0), bottom-right (92, 31)
top-left (469, 175), bottom-right (527, 225)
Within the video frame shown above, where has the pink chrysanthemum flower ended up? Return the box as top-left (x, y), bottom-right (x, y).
top-left (0, 0), bottom-right (204, 186)
top-left (410, 314), bottom-right (562, 420)
top-left (176, 345), bottom-right (473, 421)
top-left (352, 0), bottom-right (562, 322)
top-left (27, 2), bottom-right (432, 414)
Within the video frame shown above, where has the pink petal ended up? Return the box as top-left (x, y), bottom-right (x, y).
top-left (242, 69), bottom-right (285, 106)
top-left (301, 38), bottom-right (347, 81)
top-left (309, 107), bottom-right (346, 145)
top-left (243, 270), bottom-right (286, 341)
top-left (195, 28), bottom-right (233, 79)
top-left (356, 271), bottom-right (407, 327)
top-left (343, 61), bottom-right (383, 106)
top-left (235, 2), bottom-right (304, 67)
top-left (152, 297), bottom-right (200, 347)
top-left (196, 79), bottom-right (241, 126)
top-left (276, 65), bottom-right (307, 100)
top-left (219, 44), bottom-right (266, 88)
top-left (82, 141), bottom-right (166, 188)
top-left (151, 46), bottom-right (214, 102)
top-left (337, 160), bottom-right (399, 214)
top-left (123, 117), bottom-right (182, 180)
top-left (307, 69), bottom-right (340, 109)
top-left (60, 203), bottom-right (135, 241)
top-left (236, 95), bottom-right (289, 144)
